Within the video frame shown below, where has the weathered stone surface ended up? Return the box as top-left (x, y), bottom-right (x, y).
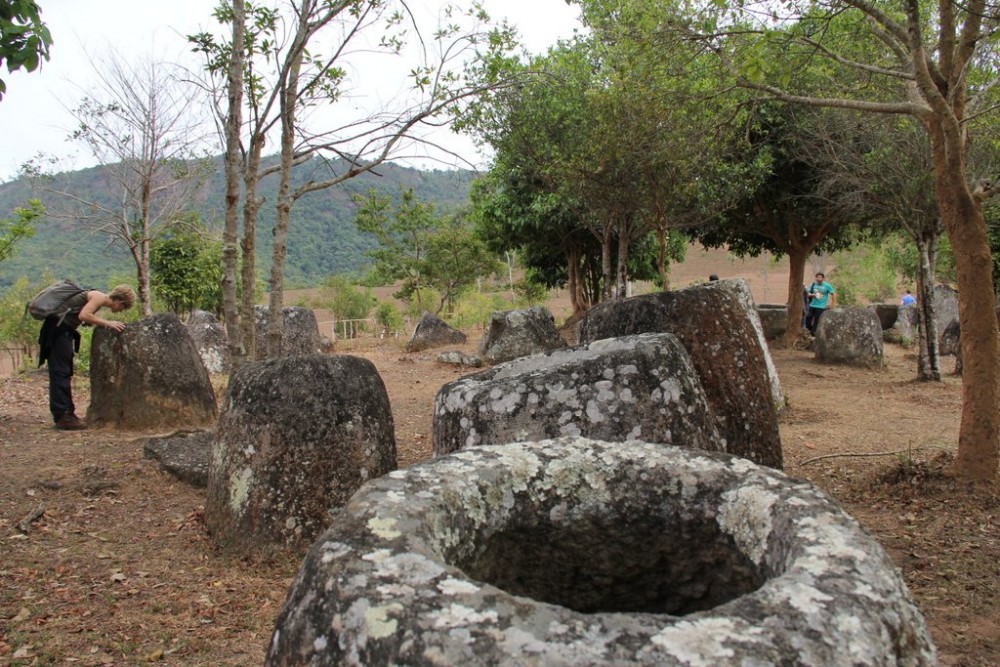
top-left (407, 312), bottom-right (467, 352)
top-left (815, 307), bottom-right (885, 367)
top-left (479, 306), bottom-right (567, 364)
top-left (267, 438), bottom-right (936, 667)
top-left (933, 284), bottom-right (959, 336)
top-left (577, 279), bottom-right (782, 468)
top-left (143, 430), bottom-right (214, 487)
top-left (869, 303), bottom-right (899, 331)
top-left (885, 303), bottom-right (918, 345)
top-left (205, 354), bottom-right (396, 557)
top-left (436, 350), bottom-right (482, 367)
top-left (940, 317), bottom-right (960, 356)
top-left (88, 314), bottom-right (218, 429)
top-left (755, 304), bottom-right (788, 340)
top-left (187, 309), bottom-right (219, 327)
top-left (433, 333), bottom-right (724, 457)
top-left (186, 311), bottom-right (230, 374)
top-left (253, 305), bottom-right (322, 360)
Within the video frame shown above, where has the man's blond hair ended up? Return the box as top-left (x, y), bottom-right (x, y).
top-left (109, 284), bottom-right (136, 309)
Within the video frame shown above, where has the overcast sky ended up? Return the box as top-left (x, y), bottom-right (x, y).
top-left (0, 0), bottom-right (582, 182)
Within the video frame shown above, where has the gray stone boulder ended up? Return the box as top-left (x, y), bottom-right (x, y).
top-left (885, 304), bottom-right (918, 345)
top-left (88, 314), bottom-right (218, 429)
top-left (205, 354), bottom-right (396, 557)
top-left (814, 307), bottom-right (884, 368)
top-left (406, 312), bottom-right (467, 352)
top-left (266, 438), bottom-right (935, 667)
top-left (755, 304), bottom-right (788, 341)
top-left (940, 317), bottom-right (960, 356)
top-left (433, 333), bottom-right (724, 457)
top-left (143, 430), bottom-right (214, 487)
top-left (869, 303), bottom-right (899, 331)
top-left (479, 306), bottom-right (567, 364)
top-left (253, 305), bottom-right (322, 361)
top-left (577, 279), bottom-right (782, 469)
top-left (933, 284), bottom-right (959, 335)
top-left (186, 310), bottom-right (230, 374)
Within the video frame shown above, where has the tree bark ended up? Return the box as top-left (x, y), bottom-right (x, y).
top-left (783, 246), bottom-right (810, 346)
top-left (240, 141), bottom-right (263, 364)
top-left (930, 127), bottom-right (1000, 480)
top-left (221, 0), bottom-right (245, 365)
top-left (915, 233), bottom-right (941, 381)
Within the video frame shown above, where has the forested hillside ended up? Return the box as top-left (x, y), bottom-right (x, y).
top-left (0, 156), bottom-right (476, 289)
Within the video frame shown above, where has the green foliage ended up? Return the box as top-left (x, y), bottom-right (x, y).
top-left (0, 0), bottom-right (51, 100)
top-left (355, 188), bottom-right (500, 315)
top-left (373, 300), bottom-right (403, 333)
top-left (830, 241), bottom-right (899, 305)
top-left (513, 275), bottom-right (549, 306)
top-left (0, 198), bottom-right (41, 262)
top-left (149, 222), bottom-right (224, 316)
top-left (0, 274), bottom-right (44, 370)
top-left (448, 290), bottom-right (511, 330)
top-left (317, 275), bottom-right (373, 321)
top-left (404, 287), bottom-right (441, 320)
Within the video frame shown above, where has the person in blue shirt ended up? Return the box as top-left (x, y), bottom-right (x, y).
top-left (805, 272), bottom-right (836, 336)
top-left (901, 290), bottom-right (916, 306)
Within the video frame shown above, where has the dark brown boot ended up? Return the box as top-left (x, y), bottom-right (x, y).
top-left (55, 412), bottom-right (86, 431)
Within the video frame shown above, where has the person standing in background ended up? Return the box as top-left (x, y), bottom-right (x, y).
top-left (805, 272), bottom-right (836, 336)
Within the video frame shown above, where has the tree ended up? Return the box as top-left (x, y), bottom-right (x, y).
top-left (694, 104), bottom-right (864, 346)
top-left (190, 0), bottom-right (517, 361)
top-left (149, 221), bottom-right (225, 317)
top-left (25, 50), bottom-right (213, 315)
top-left (0, 198), bottom-right (41, 262)
top-left (678, 0), bottom-right (1000, 480)
top-left (354, 188), bottom-right (499, 315)
top-left (0, 0), bottom-right (51, 100)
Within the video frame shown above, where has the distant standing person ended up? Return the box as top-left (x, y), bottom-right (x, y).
top-left (805, 272), bottom-right (836, 336)
top-left (901, 289), bottom-right (916, 306)
top-left (38, 285), bottom-right (136, 430)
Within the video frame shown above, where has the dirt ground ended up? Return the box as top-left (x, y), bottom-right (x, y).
top-left (1, 333), bottom-right (998, 666)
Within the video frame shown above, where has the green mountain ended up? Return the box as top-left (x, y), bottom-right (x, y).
top-left (0, 156), bottom-right (476, 289)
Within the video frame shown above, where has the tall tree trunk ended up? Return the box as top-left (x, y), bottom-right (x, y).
top-left (139, 231), bottom-right (152, 316)
top-left (655, 225), bottom-right (669, 290)
top-left (931, 127), bottom-right (1000, 481)
top-left (600, 222), bottom-right (613, 302)
top-left (266, 40), bottom-right (305, 358)
top-left (783, 245), bottom-right (810, 346)
top-left (615, 222), bottom-right (630, 300)
top-left (240, 140), bottom-right (263, 363)
top-left (221, 0), bottom-right (245, 365)
top-left (915, 233), bottom-right (941, 381)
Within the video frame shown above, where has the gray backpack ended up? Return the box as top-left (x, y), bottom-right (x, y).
top-left (26, 279), bottom-right (89, 324)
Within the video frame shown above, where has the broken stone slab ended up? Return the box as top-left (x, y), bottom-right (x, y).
top-left (815, 307), bottom-right (885, 368)
top-left (479, 306), bottom-right (567, 364)
top-left (939, 317), bottom-right (960, 356)
top-left (435, 350), bottom-right (482, 367)
top-left (755, 303), bottom-right (788, 341)
top-left (885, 303), bottom-right (918, 345)
top-left (266, 438), bottom-right (936, 667)
top-left (253, 305), bottom-right (322, 360)
top-left (205, 354), bottom-right (397, 557)
top-left (576, 279), bottom-right (782, 469)
top-left (143, 430), bottom-right (214, 487)
top-left (868, 303), bottom-right (899, 331)
top-left (433, 333), bottom-right (724, 457)
top-left (88, 313), bottom-right (218, 430)
top-left (407, 312), bottom-right (467, 352)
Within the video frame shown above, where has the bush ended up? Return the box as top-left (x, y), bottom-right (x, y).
top-left (374, 301), bottom-right (404, 335)
top-left (318, 275), bottom-right (373, 321)
top-left (449, 291), bottom-right (514, 330)
top-left (830, 241), bottom-right (899, 306)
